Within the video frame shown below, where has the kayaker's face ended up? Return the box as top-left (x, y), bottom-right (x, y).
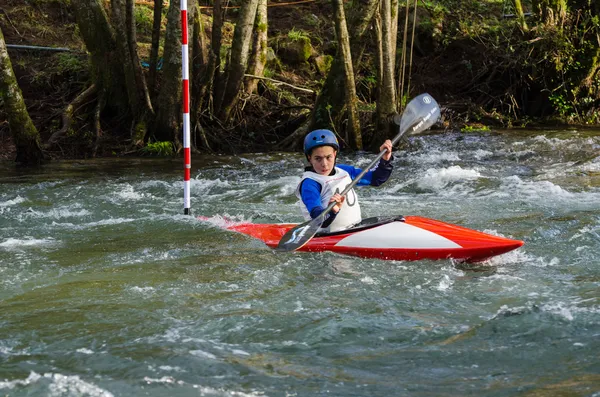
top-left (308, 146), bottom-right (337, 175)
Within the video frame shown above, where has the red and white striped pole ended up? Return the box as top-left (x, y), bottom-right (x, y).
top-left (181, 0), bottom-right (191, 215)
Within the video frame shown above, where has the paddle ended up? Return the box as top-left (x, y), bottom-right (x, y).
top-left (275, 93), bottom-right (441, 252)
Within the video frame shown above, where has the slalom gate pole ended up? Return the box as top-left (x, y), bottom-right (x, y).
top-left (181, 0), bottom-right (191, 215)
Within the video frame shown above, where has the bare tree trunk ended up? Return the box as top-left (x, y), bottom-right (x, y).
top-left (332, 0), bottom-right (361, 149)
top-left (390, 0), bottom-right (399, 75)
top-left (71, 0), bottom-right (128, 112)
top-left (191, 2), bottom-right (211, 150)
top-left (111, 0), bottom-right (140, 114)
top-left (148, 0), bottom-right (164, 96)
top-left (0, 27), bottom-right (44, 165)
top-left (153, 0), bottom-right (183, 144)
top-left (245, 0), bottom-right (268, 95)
top-left (217, 0), bottom-right (259, 121)
top-left (373, 0), bottom-right (397, 149)
top-left (374, 8), bottom-right (384, 96)
top-left (192, 2), bottom-right (209, 70)
top-left (204, 0), bottom-right (225, 115)
top-left (191, 1), bottom-right (210, 113)
top-left (125, 0), bottom-right (155, 118)
top-left (111, 0), bottom-right (155, 143)
top-left (310, 0), bottom-right (379, 131)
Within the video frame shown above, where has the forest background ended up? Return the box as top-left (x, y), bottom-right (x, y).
top-left (0, 0), bottom-right (599, 165)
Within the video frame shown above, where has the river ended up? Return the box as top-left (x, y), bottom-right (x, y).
top-left (1, 129), bottom-right (599, 396)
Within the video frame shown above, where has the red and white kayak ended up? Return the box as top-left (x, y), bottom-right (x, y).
top-left (206, 215), bottom-right (523, 262)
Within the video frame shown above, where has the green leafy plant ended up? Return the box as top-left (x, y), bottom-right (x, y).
top-left (287, 28), bottom-right (310, 42)
top-left (140, 141), bottom-right (174, 157)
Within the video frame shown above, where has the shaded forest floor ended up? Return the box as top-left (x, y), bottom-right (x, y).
top-left (1, 0), bottom-right (595, 160)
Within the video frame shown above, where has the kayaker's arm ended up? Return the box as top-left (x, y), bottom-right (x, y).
top-left (370, 156), bottom-right (394, 186)
top-left (299, 179), bottom-right (338, 228)
top-left (338, 156), bottom-right (394, 187)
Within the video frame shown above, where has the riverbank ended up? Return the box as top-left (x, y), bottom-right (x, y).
top-left (0, 0), bottom-right (598, 160)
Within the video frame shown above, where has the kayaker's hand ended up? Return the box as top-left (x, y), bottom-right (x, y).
top-left (380, 139), bottom-right (393, 161)
top-left (330, 193), bottom-right (345, 213)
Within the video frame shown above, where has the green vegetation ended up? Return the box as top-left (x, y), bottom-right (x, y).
top-left (287, 28), bottom-right (310, 42)
top-left (140, 141), bottom-right (174, 157)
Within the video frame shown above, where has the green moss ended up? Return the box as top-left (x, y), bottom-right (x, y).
top-left (257, 22), bottom-right (267, 33)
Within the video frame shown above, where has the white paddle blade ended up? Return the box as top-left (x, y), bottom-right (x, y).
top-left (399, 93), bottom-right (440, 135)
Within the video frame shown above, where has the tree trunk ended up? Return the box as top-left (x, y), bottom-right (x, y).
top-left (245, 0), bottom-right (268, 95)
top-left (125, 0), bottom-right (155, 118)
top-left (373, 0), bottom-right (397, 149)
top-left (153, 0), bottom-right (183, 144)
top-left (218, 0), bottom-right (259, 121)
top-left (332, 0), bottom-right (361, 149)
top-left (310, 0), bottom-right (378, 132)
top-left (148, 0), bottom-right (164, 96)
top-left (71, 0), bottom-right (128, 112)
top-left (0, 27), bottom-right (44, 165)
top-left (390, 0), bottom-right (399, 75)
top-left (204, 0), bottom-right (225, 114)
top-left (111, 0), bottom-right (142, 116)
top-left (111, 0), bottom-right (155, 143)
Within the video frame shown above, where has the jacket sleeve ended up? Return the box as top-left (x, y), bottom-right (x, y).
top-left (338, 156), bottom-right (394, 187)
top-left (369, 156), bottom-right (394, 186)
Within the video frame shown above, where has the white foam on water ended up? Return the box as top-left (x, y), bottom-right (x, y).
top-left (115, 183), bottom-right (146, 201)
top-left (473, 149), bottom-right (493, 160)
top-left (570, 225), bottom-right (600, 242)
top-left (130, 286), bottom-right (155, 295)
top-left (0, 237), bottom-right (56, 250)
top-left (158, 365), bottom-right (186, 372)
top-left (192, 178), bottom-right (232, 194)
top-left (0, 196), bottom-right (25, 207)
top-left (489, 175), bottom-right (577, 202)
top-left (406, 150), bottom-right (461, 164)
top-left (541, 300), bottom-right (600, 320)
top-left (293, 300), bottom-right (304, 312)
top-left (199, 214), bottom-right (253, 228)
top-left (0, 372), bottom-right (113, 397)
top-left (190, 350), bottom-right (218, 360)
top-left (416, 165), bottom-right (482, 191)
top-left (231, 349), bottom-right (251, 356)
top-left (360, 276), bottom-right (376, 285)
top-left (138, 180), bottom-right (174, 189)
top-left (88, 218), bottom-right (136, 227)
top-left (143, 376), bottom-right (183, 385)
top-left (21, 207), bottom-right (91, 220)
top-left (251, 175), bottom-right (301, 199)
top-left (435, 274), bottom-right (453, 291)
top-left (195, 385), bottom-right (267, 396)
top-left (486, 248), bottom-right (534, 266)
top-left (0, 372), bottom-right (42, 390)
top-left (76, 348), bottom-right (94, 355)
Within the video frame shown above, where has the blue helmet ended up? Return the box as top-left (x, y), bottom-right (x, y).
top-left (303, 129), bottom-right (339, 156)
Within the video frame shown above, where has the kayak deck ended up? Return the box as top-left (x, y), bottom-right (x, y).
top-left (223, 215), bottom-right (523, 262)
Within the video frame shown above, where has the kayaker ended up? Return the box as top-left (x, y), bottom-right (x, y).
top-left (296, 129), bottom-right (394, 232)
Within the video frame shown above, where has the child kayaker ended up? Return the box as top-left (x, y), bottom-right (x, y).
top-left (296, 129), bottom-right (394, 233)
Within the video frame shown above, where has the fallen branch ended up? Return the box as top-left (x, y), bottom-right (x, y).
top-left (45, 84), bottom-right (97, 148)
top-left (244, 73), bottom-right (315, 94)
